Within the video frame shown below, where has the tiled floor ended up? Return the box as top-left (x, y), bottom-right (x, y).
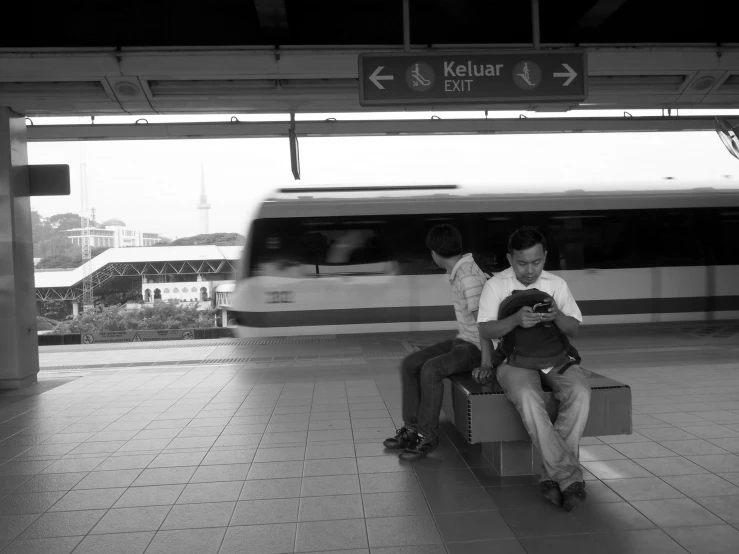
top-left (1, 322), bottom-right (739, 553)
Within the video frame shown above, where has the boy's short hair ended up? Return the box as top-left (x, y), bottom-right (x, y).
top-left (426, 224), bottom-right (463, 258)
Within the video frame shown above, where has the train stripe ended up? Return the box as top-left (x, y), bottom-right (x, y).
top-left (234, 295), bottom-right (739, 328)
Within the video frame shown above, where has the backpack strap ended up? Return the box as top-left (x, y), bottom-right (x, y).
top-left (555, 332), bottom-right (581, 374)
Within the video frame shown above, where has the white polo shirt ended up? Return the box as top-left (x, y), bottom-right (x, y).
top-left (448, 253), bottom-right (487, 349)
top-left (477, 268), bottom-right (582, 370)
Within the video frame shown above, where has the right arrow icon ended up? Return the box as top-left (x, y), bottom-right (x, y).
top-left (553, 63), bottom-right (578, 86)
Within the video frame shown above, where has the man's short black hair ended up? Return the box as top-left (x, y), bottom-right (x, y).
top-left (426, 224), bottom-right (463, 258)
top-left (508, 226), bottom-right (547, 254)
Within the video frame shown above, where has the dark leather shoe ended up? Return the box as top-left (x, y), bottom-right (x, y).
top-left (539, 480), bottom-right (562, 506)
top-left (561, 481), bottom-right (587, 511)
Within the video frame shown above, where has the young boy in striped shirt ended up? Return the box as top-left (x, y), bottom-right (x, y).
top-left (383, 224), bottom-right (488, 461)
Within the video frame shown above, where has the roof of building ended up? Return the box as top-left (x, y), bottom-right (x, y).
top-left (35, 245), bottom-right (243, 289)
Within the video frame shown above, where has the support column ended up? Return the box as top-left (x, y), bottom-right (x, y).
top-left (0, 107), bottom-right (39, 389)
top-left (72, 302), bottom-right (80, 317)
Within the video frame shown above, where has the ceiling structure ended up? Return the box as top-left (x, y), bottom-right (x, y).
top-left (1, 0), bottom-right (738, 117)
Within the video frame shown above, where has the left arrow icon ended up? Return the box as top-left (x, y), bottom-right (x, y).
top-left (369, 66), bottom-right (394, 90)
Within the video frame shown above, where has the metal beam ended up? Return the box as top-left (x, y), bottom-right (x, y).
top-left (253, 0), bottom-right (289, 39)
top-left (577, 0), bottom-right (628, 30)
top-left (26, 116), bottom-right (739, 142)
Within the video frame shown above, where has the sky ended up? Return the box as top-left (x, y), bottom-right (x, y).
top-left (27, 109), bottom-right (739, 240)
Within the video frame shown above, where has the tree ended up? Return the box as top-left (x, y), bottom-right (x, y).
top-left (54, 301), bottom-right (216, 334)
top-left (169, 233), bottom-right (245, 246)
top-left (35, 246), bottom-right (111, 269)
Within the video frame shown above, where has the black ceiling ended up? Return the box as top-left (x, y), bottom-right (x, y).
top-left (5, 0), bottom-right (737, 49)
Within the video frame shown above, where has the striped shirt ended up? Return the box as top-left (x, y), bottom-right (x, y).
top-left (449, 253), bottom-right (488, 348)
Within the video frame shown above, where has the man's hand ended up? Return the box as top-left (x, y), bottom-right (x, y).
top-left (472, 365), bottom-right (495, 385)
top-left (539, 298), bottom-right (560, 322)
top-left (516, 306), bottom-right (541, 328)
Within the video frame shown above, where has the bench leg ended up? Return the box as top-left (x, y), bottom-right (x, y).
top-left (482, 441), bottom-right (543, 476)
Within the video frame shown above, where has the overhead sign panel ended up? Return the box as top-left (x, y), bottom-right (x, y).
top-left (359, 50), bottom-right (587, 106)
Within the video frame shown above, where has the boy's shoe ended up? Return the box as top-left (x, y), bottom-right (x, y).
top-left (539, 480), bottom-right (562, 506)
top-left (398, 435), bottom-right (439, 461)
top-left (383, 427), bottom-right (418, 450)
top-left (561, 481), bottom-right (587, 511)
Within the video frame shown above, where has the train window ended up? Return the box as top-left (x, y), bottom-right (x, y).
top-left (643, 210), bottom-right (709, 267)
top-left (579, 212), bottom-right (645, 269)
top-left (715, 210), bottom-right (739, 265)
top-left (249, 218), bottom-right (395, 277)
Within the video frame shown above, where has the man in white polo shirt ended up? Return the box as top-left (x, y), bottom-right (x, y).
top-left (383, 224), bottom-right (487, 462)
top-left (475, 227), bottom-right (591, 511)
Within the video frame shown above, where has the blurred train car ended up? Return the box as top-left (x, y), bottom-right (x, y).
top-left (231, 183), bottom-right (739, 337)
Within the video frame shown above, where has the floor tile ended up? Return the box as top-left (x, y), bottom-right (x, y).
top-left (633, 456), bottom-right (711, 476)
top-left (247, 461), bottom-right (303, 480)
top-left (240, 478), bottom-right (302, 500)
top-left (220, 523), bottom-right (296, 554)
top-left (0, 536), bottom-right (82, 554)
top-left (161, 501), bottom-right (236, 530)
top-left (113, 484), bottom-right (184, 508)
top-left (177, 481), bottom-right (243, 504)
top-left (579, 445), bottom-right (627, 461)
top-left (499, 507), bottom-right (584, 538)
top-left (301, 474), bottom-right (360, 497)
top-left (0, 491), bottom-right (66, 516)
top-left (40, 457), bottom-right (105, 474)
top-left (253, 447), bottom-right (306, 462)
top-left (665, 524), bottom-right (739, 554)
top-left (12, 473), bottom-right (86, 494)
top-left (609, 442), bottom-right (678, 459)
top-left (19, 510), bottom-right (106, 539)
top-left (0, 514), bottom-right (42, 542)
top-left (572, 501), bottom-right (657, 532)
top-left (693, 495), bottom-right (739, 524)
top-left (74, 469), bottom-right (142, 490)
top-left (304, 444), bottom-right (356, 460)
top-left (638, 428), bottom-right (701, 441)
top-left (356, 455), bottom-right (414, 474)
top-left (295, 519), bottom-right (368, 552)
top-left (147, 452), bottom-right (206, 468)
top-left (71, 531), bottom-right (155, 554)
top-left (662, 474), bottom-right (739, 497)
top-left (519, 533), bottom-right (608, 554)
top-left (365, 515), bottom-right (443, 547)
top-left (660, 439), bottom-right (730, 456)
top-left (50, 488), bottom-right (126, 511)
top-left (303, 457), bottom-right (357, 477)
top-left (144, 527), bottom-right (225, 554)
top-left (687, 454), bottom-right (739, 473)
top-left (603, 477), bottom-right (685, 501)
top-left (581, 459), bottom-right (654, 480)
top-left (446, 539), bottom-right (526, 554)
top-left (631, 498), bottom-right (725, 528)
top-left (231, 498), bottom-right (299, 525)
top-left (95, 454), bottom-right (157, 471)
top-left (592, 529), bottom-right (685, 554)
top-left (298, 494), bottom-right (364, 521)
top-left (90, 506), bottom-right (171, 534)
top-left (424, 484), bottom-right (497, 513)
top-left (201, 449), bottom-right (255, 465)
top-left (190, 463), bottom-right (250, 483)
top-left (131, 466), bottom-right (197, 487)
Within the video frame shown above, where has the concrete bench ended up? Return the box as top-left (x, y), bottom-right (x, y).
top-left (441, 368), bottom-right (632, 475)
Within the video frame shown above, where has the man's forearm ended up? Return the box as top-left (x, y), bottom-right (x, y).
top-left (478, 315), bottom-right (518, 339)
top-left (479, 336), bottom-right (493, 367)
top-left (554, 313), bottom-right (580, 337)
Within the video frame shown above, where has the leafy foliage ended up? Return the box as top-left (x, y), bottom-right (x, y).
top-left (54, 301), bottom-right (216, 333)
top-left (169, 233), bottom-right (244, 246)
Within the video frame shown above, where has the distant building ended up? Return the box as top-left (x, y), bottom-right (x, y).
top-left (65, 225), bottom-right (162, 248)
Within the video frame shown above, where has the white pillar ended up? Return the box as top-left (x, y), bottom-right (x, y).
top-left (0, 107), bottom-right (39, 389)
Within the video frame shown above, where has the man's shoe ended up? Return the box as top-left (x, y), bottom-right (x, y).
top-left (539, 480), bottom-right (562, 507)
top-left (561, 481), bottom-right (587, 511)
top-left (398, 435), bottom-right (439, 461)
top-left (383, 427), bottom-right (417, 450)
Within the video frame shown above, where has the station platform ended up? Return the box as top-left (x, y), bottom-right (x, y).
top-left (2, 322), bottom-right (739, 553)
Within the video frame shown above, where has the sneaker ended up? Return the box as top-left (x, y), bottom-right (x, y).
top-left (539, 480), bottom-right (562, 507)
top-left (561, 481), bottom-right (587, 511)
top-left (383, 427), bottom-right (417, 450)
top-left (398, 435), bottom-right (439, 461)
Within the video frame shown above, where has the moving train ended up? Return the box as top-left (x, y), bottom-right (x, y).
top-left (231, 182), bottom-right (739, 337)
